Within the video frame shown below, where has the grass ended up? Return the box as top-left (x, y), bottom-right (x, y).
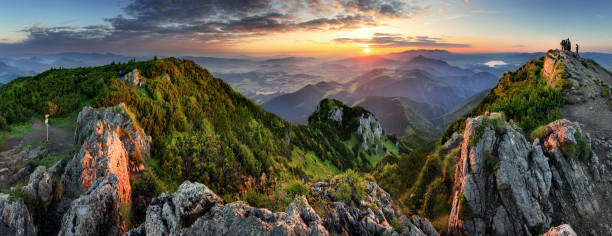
top-left (560, 130), bottom-right (590, 160)
top-left (288, 147), bottom-right (339, 181)
top-left (48, 109), bottom-right (80, 130)
top-left (485, 151), bottom-right (499, 176)
top-left (7, 120), bottom-right (35, 139)
top-left (470, 114), bottom-right (506, 146)
top-left (0, 131), bottom-right (8, 150)
top-left (530, 125), bottom-right (549, 141)
top-left (26, 153), bottom-right (70, 169)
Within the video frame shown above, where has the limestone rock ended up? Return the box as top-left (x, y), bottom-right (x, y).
top-left (131, 181), bottom-right (438, 236)
top-left (448, 113), bottom-right (611, 235)
top-left (58, 175), bottom-right (123, 236)
top-left (0, 193), bottom-right (37, 236)
top-left (543, 224), bottom-right (577, 236)
top-left (0, 145), bottom-right (47, 188)
top-left (63, 103), bottom-right (151, 204)
top-left (442, 132), bottom-right (463, 152)
top-left (357, 114), bottom-right (384, 151)
top-left (21, 166), bottom-right (53, 207)
top-left (121, 69), bottom-right (145, 87)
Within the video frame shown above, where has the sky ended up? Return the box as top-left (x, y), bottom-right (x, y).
top-left (0, 0), bottom-right (611, 57)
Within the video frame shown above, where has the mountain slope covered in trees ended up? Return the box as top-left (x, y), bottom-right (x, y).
top-left (0, 58), bottom-right (396, 219)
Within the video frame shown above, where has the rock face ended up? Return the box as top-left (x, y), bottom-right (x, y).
top-left (356, 114), bottom-right (384, 151)
top-left (0, 193), bottom-right (37, 236)
top-left (63, 103), bottom-right (150, 204)
top-left (311, 181), bottom-right (437, 236)
top-left (58, 175), bottom-right (123, 236)
top-left (57, 104), bottom-right (150, 235)
top-left (310, 99), bottom-right (385, 151)
top-left (543, 224), bottom-right (577, 236)
top-left (448, 113), bottom-right (612, 235)
top-left (129, 181), bottom-right (438, 236)
top-left (121, 69), bottom-right (145, 87)
top-left (21, 166), bottom-right (53, 208)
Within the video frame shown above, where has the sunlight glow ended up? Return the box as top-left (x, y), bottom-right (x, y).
top-left (363, 47), bottom-right (371, 54)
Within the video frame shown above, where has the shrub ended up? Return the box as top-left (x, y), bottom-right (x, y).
top-left (285, 179), bottom-right (308, 197)
top-left (530, 125), bottom-right (549, 141)
top-left (561, 130), bottom-right (589, 160)
top-left (458, 193), bottom-right (474, 219)
top-left (484, 151), bottom-right (499, 176)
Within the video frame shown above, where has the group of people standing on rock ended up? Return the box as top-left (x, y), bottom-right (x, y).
top-left (561, 38), bottom-right (579, 55)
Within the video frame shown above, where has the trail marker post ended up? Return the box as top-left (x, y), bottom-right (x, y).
top-left (45, 114), bottom-right (49, 143)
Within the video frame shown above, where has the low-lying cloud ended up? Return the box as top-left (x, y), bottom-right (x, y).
top-left (333, 33), bottom-right (470, 48)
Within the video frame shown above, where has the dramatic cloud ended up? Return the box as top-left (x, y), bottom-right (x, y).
top-left (333, 33), bottom-right (470, 48)
top-left (0, 0), bottom-right (428, 54)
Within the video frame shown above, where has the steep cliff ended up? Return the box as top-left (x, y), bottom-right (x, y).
top-left (448, 113), bottom-right (612, 235)
top-left (58, 103), bottom-right (151, 234)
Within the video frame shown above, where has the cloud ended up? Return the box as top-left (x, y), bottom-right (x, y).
top-left (0, 0), bottom-right (428, 54)
top-left (333, 33), bottom-right (470, 48)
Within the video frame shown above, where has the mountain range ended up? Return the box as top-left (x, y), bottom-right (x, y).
top-left (263, 55), bottom-right (498, 138)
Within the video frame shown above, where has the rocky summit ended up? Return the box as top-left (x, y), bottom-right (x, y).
top-left (448, 113), bottom-right (612, 235)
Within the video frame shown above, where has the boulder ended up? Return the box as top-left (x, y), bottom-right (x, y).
top-left (0, 193), bottom-right (37, 236)
top-left (21, 166), bottom-right (53, 207)
top-left (448, 114), bottom-right (611, 235)
top-left (58, 175), bottom-right (122, 236)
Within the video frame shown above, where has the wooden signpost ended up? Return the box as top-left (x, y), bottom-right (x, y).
top-left (45, 114), bottom-right (49, 143)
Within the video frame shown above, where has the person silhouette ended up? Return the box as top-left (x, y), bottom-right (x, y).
top-left (576, 44), bottom-right (579, 56)
top-left (561, 39), bottom-right (567, 51)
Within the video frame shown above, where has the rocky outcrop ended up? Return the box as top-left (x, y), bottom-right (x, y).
top-left (129, 181), bottom-right (438, 236)
top-left (121, 69), bottom-right (145, 87)
top-left (162, 73), bottom-right (171, 82)
top-left (448, 113), bottom-right (612, 235)
top-left (56, 104), bottom-right (150, 235)
top-left (442, 132), bottom-right (463, 153)
top-left (0, 193), bottom-right (37, 236)
top-left (21, 166), bottom-right (53, 208)
top-left (356, 114), bottom-right (384, 151)
top-left (63, 103), bottom-right (150, 204)
top-left (0, 145), bottom-right (47, 188)
top-left (58, 175), bottom-right (123, 236)
top-left (310, 98), bottom-right (386, 151)
top-left (543, 224), bottom-right (577, 236)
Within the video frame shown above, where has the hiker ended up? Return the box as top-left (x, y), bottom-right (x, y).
top-left (561, 40), bottom-right (565, 50)
top-left (567, 38), bottom-right (571, 52)
top-left (576, 44), bottom-right (579, 56)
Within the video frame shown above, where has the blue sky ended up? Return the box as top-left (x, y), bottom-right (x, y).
top-left (0, 0), bottom-right (610, 56)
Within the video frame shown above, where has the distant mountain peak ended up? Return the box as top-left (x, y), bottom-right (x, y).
top-left (408, 55), bottom-right (449, 66)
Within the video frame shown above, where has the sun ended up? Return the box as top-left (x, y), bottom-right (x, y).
top-left (363, 47), bottom-right (371, 54)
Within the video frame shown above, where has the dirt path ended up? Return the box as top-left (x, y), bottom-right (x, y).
top-left (1, 117), bottom-right (74, 155)
top-left (562, 54), bottom-right (612, 159)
